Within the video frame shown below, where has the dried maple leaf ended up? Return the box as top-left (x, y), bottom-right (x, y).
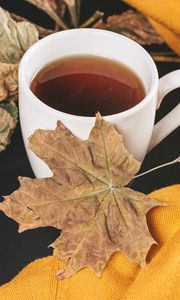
top-left (0, 115), bottom-right (163, 278)
top-left (0, 63), bottom-right (18, 102)
top-left (0, 7), bottom-right (39, 63)
top-left (94, 10), bottom-right (163, 45)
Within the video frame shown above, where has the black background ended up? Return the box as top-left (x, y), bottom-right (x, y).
top-left (0, 0), bottom-right (179, 285)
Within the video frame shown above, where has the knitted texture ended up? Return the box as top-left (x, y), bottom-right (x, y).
top-left (0, 185), bottom-right (180, 299)
top-left (124, 0), bottom-right (180, 55)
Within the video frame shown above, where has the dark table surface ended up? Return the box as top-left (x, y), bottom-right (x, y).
top-left (0, 0), bottom-right (180, 285)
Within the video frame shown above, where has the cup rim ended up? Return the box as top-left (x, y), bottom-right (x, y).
top-left (19, 28), bottom-right (159, 120)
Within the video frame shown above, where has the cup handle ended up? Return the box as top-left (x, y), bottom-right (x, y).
top-left (148, 70), bottom-right (180, 152)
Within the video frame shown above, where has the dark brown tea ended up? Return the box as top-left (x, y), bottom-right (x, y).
top-left (31, 55), bottom-right (145, 116)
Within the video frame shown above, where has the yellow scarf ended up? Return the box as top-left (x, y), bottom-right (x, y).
top-left (124, 0), bottom-right (180, 55)
top-left (0, 185), bottom-right (179, 299)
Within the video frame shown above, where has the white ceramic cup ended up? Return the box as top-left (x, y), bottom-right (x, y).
top-left (19, 29), bottom-right (180, 178)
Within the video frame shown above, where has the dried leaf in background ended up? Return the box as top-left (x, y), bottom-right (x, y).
top-left (0, 7), bottom-right (39, 63)
top-left (25, 0), bottom-right (68, 29)
top-left (64, 0), bottom-right (80, 27)
top-left (94, 10), bottom-right (163, 45)
top-left (0, 115), bottom-right (163, 279)
top-left (0, 101), bottom-right (18, 151)
top-left (0, 7), bottom-right (39, 151)
top-left (24, 0), bottom-right (102, 32)
top-left (25, 0), bottom-right (58, 17)
top-left (2, 2), bottom-right (164, 50)
top-left (10, 12), bottom-right (54, 38)
top-left (0, 63), bottom-right (18, 102)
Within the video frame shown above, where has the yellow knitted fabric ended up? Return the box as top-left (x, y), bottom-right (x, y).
top-left (0, 185), bottom-right (180, 299)
top-left (123, 0), bottom-right (180, 55)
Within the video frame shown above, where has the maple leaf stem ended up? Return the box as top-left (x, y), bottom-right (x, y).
top-left (134, 156), bottom-right (180, 179)
top-left (1, 116), bottom-right (167, 279)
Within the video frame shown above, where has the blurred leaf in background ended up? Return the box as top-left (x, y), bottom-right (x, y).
top-left (0, 7), bottom-right (38, 152)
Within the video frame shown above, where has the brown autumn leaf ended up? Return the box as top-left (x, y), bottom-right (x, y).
top-left (94, 10), bottom-right (163, 45)
top-left (0, 115), bottom-right (163, 279)
top-left (0, 63), bottom-right (18, 102)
